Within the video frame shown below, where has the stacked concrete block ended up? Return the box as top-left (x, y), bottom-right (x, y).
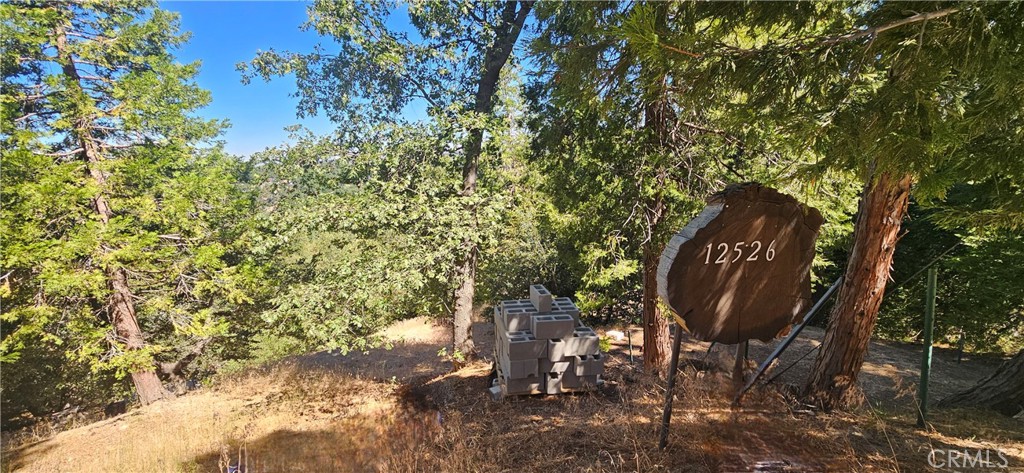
top-left (530, 285), bottom-right (553, 313)
top-left (552, 297), bottom-right (582, 325)
top-left (492, 285), bottom-right (604, 398)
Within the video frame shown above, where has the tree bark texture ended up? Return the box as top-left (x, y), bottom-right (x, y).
top-left (642, 244), bottom-right (671, 373)
top-left (804, 172), bottom-right (912, 409)
top-left (938, 349), bottom-right (1024, 417)
top-left (452, 1), bottom-right (533, 357)
top-left (640, 5), bottom-right (674, 372)
top-left (54, 20), bottom-right (169, 405)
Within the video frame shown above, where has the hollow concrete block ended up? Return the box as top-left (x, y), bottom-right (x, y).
top-left (531, 313), bottom-right (575, 340)
top-left (503, 331), bottom-right (547, 360)
top-left (501, 375), bottom-right (542, 395)
top-left (501, 357), bottom-right (539, 380)
top-left (573, 353), bottom-right (605, 377)
top-left (544, 372), bottom-right (565, 394)
top-left (552, 297), bottom-right (581, 324)
top-left (504, 309), bottom-right (535, 332)
top-left (530, 284), bottom-right (553, 313)
top-left (563, 327), bottom-right (600, 357)
top-left (563, 373), bottom-right (600, 390)
top-left (548, 338), bottom-right (567, 361)
top-left (540, 358), bottom-right (571, 374)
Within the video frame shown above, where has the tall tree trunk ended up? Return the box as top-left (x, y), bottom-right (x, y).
top-left (642, 245), bottom-right (671, 373)
top-left (452, 1), bottom-right (533, 357)
top-left (54, 21), bottom-right (169, 405)
top-left (804, 171), bottom-right (912, 409)
top-left (938, 349), bottom-right (1024, 416)
top-left (640, 4), bottom-right (673, 372)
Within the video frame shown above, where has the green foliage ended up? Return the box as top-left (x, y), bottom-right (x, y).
top-left (240, 0), bottom-right (526, 124)
top-left (528, 2), bottom-right (862, 321)
top-left (879, 203), bottom-right (1024, 353)
top-left (564, 2), bottom-right (1023, 347)
top-left (245, 111), bottom-right (549, 351)
top-left (1, 1), bottom-right (260, 418)
top-left (217, 333), bottom-right (306, 376)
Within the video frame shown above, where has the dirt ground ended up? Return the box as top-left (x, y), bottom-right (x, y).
top-left (356, 315), bottom-right (1002, 412)
top-left (3, 316), bottom-right (1021, 473)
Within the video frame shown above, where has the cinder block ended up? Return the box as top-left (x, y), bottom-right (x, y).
top-left (501, 357), bottom-right (539, 379)
top-left (504, 308), bottom-right (535, 332)
top-left (501, 375), bottom-right (542, 395)
top-left (552, 297), bottom-right (581, 324)
top-left (495, 309), bottom-right (507, 361)
top-left (531, 313), bottom-right (575, 340)
top-left (562, 373), bottom-right (600, 390)
top-left (503, 331), bottom-right (547, 360)
top-left (530, 285), bottom-right (553, 313)
top-left (488, 385), bottom-right (504, 401)
top-left (564, 327), bottom-right (600, 357)
top-left (544, 372), bottom-right (565, 394)
top-left (548, 338), bottom-right (568, 361)
top-left (503, 299), bottom-right (533, 308)
top-left (494, 306), bottom-right (506, 335)
top-left (573, 353), bottom-right (605, 376)
top-left (540, 358), bottom-right (571, 374)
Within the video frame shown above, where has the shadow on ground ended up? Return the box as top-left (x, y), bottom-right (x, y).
top-left (183, 340), bottom-right (1024, 472)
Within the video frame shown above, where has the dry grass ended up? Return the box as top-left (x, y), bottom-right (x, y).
top-left (3, 319), bottom-right (1023, 472)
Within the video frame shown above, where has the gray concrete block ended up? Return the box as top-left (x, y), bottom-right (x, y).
top-left (573, 353), bottom-right (605, 376)
top-left (503, 299), bottom-right (533, 308)
top-left (501, 357), bottom-right (539, 379)
top-left (489, 385), bottom-right (504, 401)
top-left (540, 358), bottom-right (571, 374)
top-left (501, 375), bottom-right (542, 395)
top-left (504, 310), bottom-right (534, 332)
top-left (544, 372), bottom-right (565, 394)
top-left (548, 338), bottom-right (568, 361)
top-left (564, 327), bottom-right (600, 357)
top-left (552, 297), bottom-right (581, 323)
top-left (495, 306), bottom-right (507, 336)
top-left (563, 373), bottom-right (600, 390)
top-left (531, 313), bottom-right (575, 340)
top-left (503, 331), bottom-right (547, 360)
top-left (530, 285), bottom-right (553, 313)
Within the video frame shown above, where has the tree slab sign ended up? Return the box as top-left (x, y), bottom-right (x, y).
top-left (657, 183), bottom-right (823, 344)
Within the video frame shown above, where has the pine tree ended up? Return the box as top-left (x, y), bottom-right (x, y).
top-left (1, 1), bottom-right (253, 406)
top-left (617, 1), bottom-right (1024, 408)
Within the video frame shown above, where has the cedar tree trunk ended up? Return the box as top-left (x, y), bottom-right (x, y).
top-left (639, 7), bottom-right (673, 372)
top-left (54, 22), bottom-right (170, 405)
top-left (938, 349), bottom-right (1024, 416)
top-left (804, 171), bottom-right (912, 409)
top-left (452, 1), bottom-right (533, 356)
top-left (642, 242), bottom-right (671, 373)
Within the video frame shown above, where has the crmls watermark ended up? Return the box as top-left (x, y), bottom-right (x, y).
top-left (928, 449), bottom-right (1011, 471)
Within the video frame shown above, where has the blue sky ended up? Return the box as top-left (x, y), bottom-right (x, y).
top-left (162, 1), bottom-right (338, 156)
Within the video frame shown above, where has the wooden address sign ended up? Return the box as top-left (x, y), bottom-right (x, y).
top-left (656, 183), bottom-right (823, 344)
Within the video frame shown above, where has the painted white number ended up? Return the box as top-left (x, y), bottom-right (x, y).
top-left (715, 243), bottom-right (729, 264)
top-left (746, 240), bottom-right (762, 261)
top-left (700, 239), bottom-right (777, 265)
top-left (731, 242), bottom-right (745, 263)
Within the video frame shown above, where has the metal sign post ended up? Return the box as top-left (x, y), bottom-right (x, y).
top-left (659, 320), bottom-right (685, 450)
top-left (733, 276), bottom-right (843, 404)
top-left (917, 267), bottom-right (937, 427)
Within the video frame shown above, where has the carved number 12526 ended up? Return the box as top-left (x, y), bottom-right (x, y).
top-left (704, 240), bottom-right (776, 265)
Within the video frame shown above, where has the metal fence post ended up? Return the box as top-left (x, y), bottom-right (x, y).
top-left (917, 267), bottom-right (937, 428)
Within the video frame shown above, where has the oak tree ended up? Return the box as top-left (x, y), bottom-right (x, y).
top-left (241, 0), bottom-right (534, 357)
